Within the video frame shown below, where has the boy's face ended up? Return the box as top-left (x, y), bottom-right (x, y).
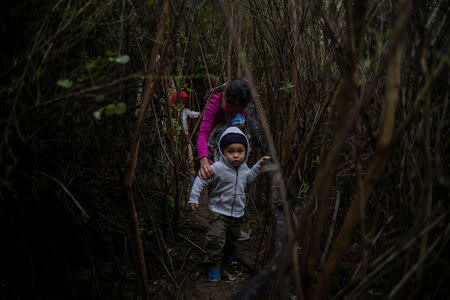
top-left (223, 143), bottom-right (246, 167)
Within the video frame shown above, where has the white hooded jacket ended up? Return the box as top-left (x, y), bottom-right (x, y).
top-left (189, 126), bottom-right (263, 218)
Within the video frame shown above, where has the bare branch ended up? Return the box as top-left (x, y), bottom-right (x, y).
top-left (42, 172), bottom-right (89, 222)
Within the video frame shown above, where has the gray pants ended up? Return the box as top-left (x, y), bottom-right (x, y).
top-left (204, 211), bottom-right (241, 270)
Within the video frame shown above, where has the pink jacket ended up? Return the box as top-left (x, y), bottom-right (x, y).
top-left (197, 91), bottom-right (246, 159)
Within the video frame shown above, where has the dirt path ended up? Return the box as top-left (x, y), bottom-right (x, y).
top-left (179, 189), bottom-right (265, 299)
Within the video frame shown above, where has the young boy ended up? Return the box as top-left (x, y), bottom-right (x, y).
top-left (189, 126), bottom-right (270, 281)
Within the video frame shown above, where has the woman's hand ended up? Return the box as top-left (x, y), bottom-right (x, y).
top-left (198, 157), bottom-right (214, 180)
top-left (189, 203), bottom-right (198, 211)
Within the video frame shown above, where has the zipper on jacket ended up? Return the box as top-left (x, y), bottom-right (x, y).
top-left (230, 168), bottom-right (238, 216)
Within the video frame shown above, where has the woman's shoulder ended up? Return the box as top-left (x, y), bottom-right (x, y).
top-left (208, 91), bottom-right (223, 105)
top-left (204, 92), bottom-right (223, 118)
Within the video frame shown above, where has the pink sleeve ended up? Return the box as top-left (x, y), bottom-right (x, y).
top-left (197, 93), bottom-right (222, 159)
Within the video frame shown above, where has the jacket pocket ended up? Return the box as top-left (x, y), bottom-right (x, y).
top-left (232, 193), bottom-right (246, 214)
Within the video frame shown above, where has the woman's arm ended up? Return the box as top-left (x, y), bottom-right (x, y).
top-left (197, 92), bottom-right (222, 159)
top-left (197, 92), bottom-right (222, 179)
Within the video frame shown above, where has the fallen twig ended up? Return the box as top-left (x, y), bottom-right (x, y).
top-left (178, 233), bottom-right (207, 254)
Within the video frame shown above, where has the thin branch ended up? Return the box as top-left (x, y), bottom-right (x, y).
top-left (313, 3), bottom-right (411, 296)
top-left (152, 82), bottom-right (175, 167)
top-left (41, 73), bottom-right (144, 106)
top-left (286, 80), bottom-right (336, 191)
top-left (353, 216), bottom-right (447, 297)
top-left (42, 172), bottom-right (89, 222)
top-left (392, 56), bottom-right (448, 145)
top-left (122, 2), bottom-right (170, 299)
top-left (320, 190), bottom-right (341, 265)
top-left (332, 213), bottom-right (447, 299)
top-left (236, 0), bottom-right (283, 24)
top-left (388, 233), bottom-right (445, 299)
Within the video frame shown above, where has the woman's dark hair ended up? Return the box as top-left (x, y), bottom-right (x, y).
top-left (224, 79), bottom-right (251, 108)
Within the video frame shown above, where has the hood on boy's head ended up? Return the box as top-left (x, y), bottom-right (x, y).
top-left (218, 126), bottom-right (250, 163)
top-left (220, 133), bottom-right (248, 152)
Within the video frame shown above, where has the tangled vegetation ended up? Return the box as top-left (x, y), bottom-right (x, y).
top-left (1, 0), bottom-right (448, 299)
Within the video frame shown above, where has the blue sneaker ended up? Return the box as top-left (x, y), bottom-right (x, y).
top-left (208, 269), bottom-right (221, 281)
top-left (225, 256), bottom-right (238, 266)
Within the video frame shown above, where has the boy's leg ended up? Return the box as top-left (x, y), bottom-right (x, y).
top-left (204, 211), bottom-right (227, 271)
top-left (238, 215), bottom-right (249, 241)
top-left (223, 216), bottom-right (242, 258)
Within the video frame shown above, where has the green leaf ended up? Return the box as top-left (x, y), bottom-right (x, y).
top-left (86, 57), bottom-right (109, 73)
top-left (96, 95), bottom-right (105, 102)
top-left (105, 50), bottom-right (116, 57)
top-left (116, 102), bottom-right (126, 115)
top-left (279, 82), bottom-right (294, 92)
top-left (168, 196), bottom-right (175, 208)
top-left (363, 58), bottom-right (371, 70)
top-left (105, 104), bottom-right (116, 116)
top-left (114, 55), bottom-right (130, 64)
top-left (93, 110), bottom-right (102, 120)
top-left (101, 102), bottom-right (126, 117)
top-left (57, 79), bottom-right (73, 88)
top-left (86, 61), bottom-right (96, 72)
top-left (77, 74), bottom-right (88, 83)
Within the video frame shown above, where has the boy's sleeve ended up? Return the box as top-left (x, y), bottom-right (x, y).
top-left (246, 161), bottom-right (263, 184)
top-left (189, 176), bottom-right (211, 204)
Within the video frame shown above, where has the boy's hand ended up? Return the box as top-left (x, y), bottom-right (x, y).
top-left (198, 157), bottom-right (214, 180)
top-left (189, 203), bottom-right (198, 211)
top-left (258, 156), bottom-right (271, 164)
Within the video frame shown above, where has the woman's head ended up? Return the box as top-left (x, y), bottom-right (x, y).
top-left (222, 79), bottom-right (251, 113)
